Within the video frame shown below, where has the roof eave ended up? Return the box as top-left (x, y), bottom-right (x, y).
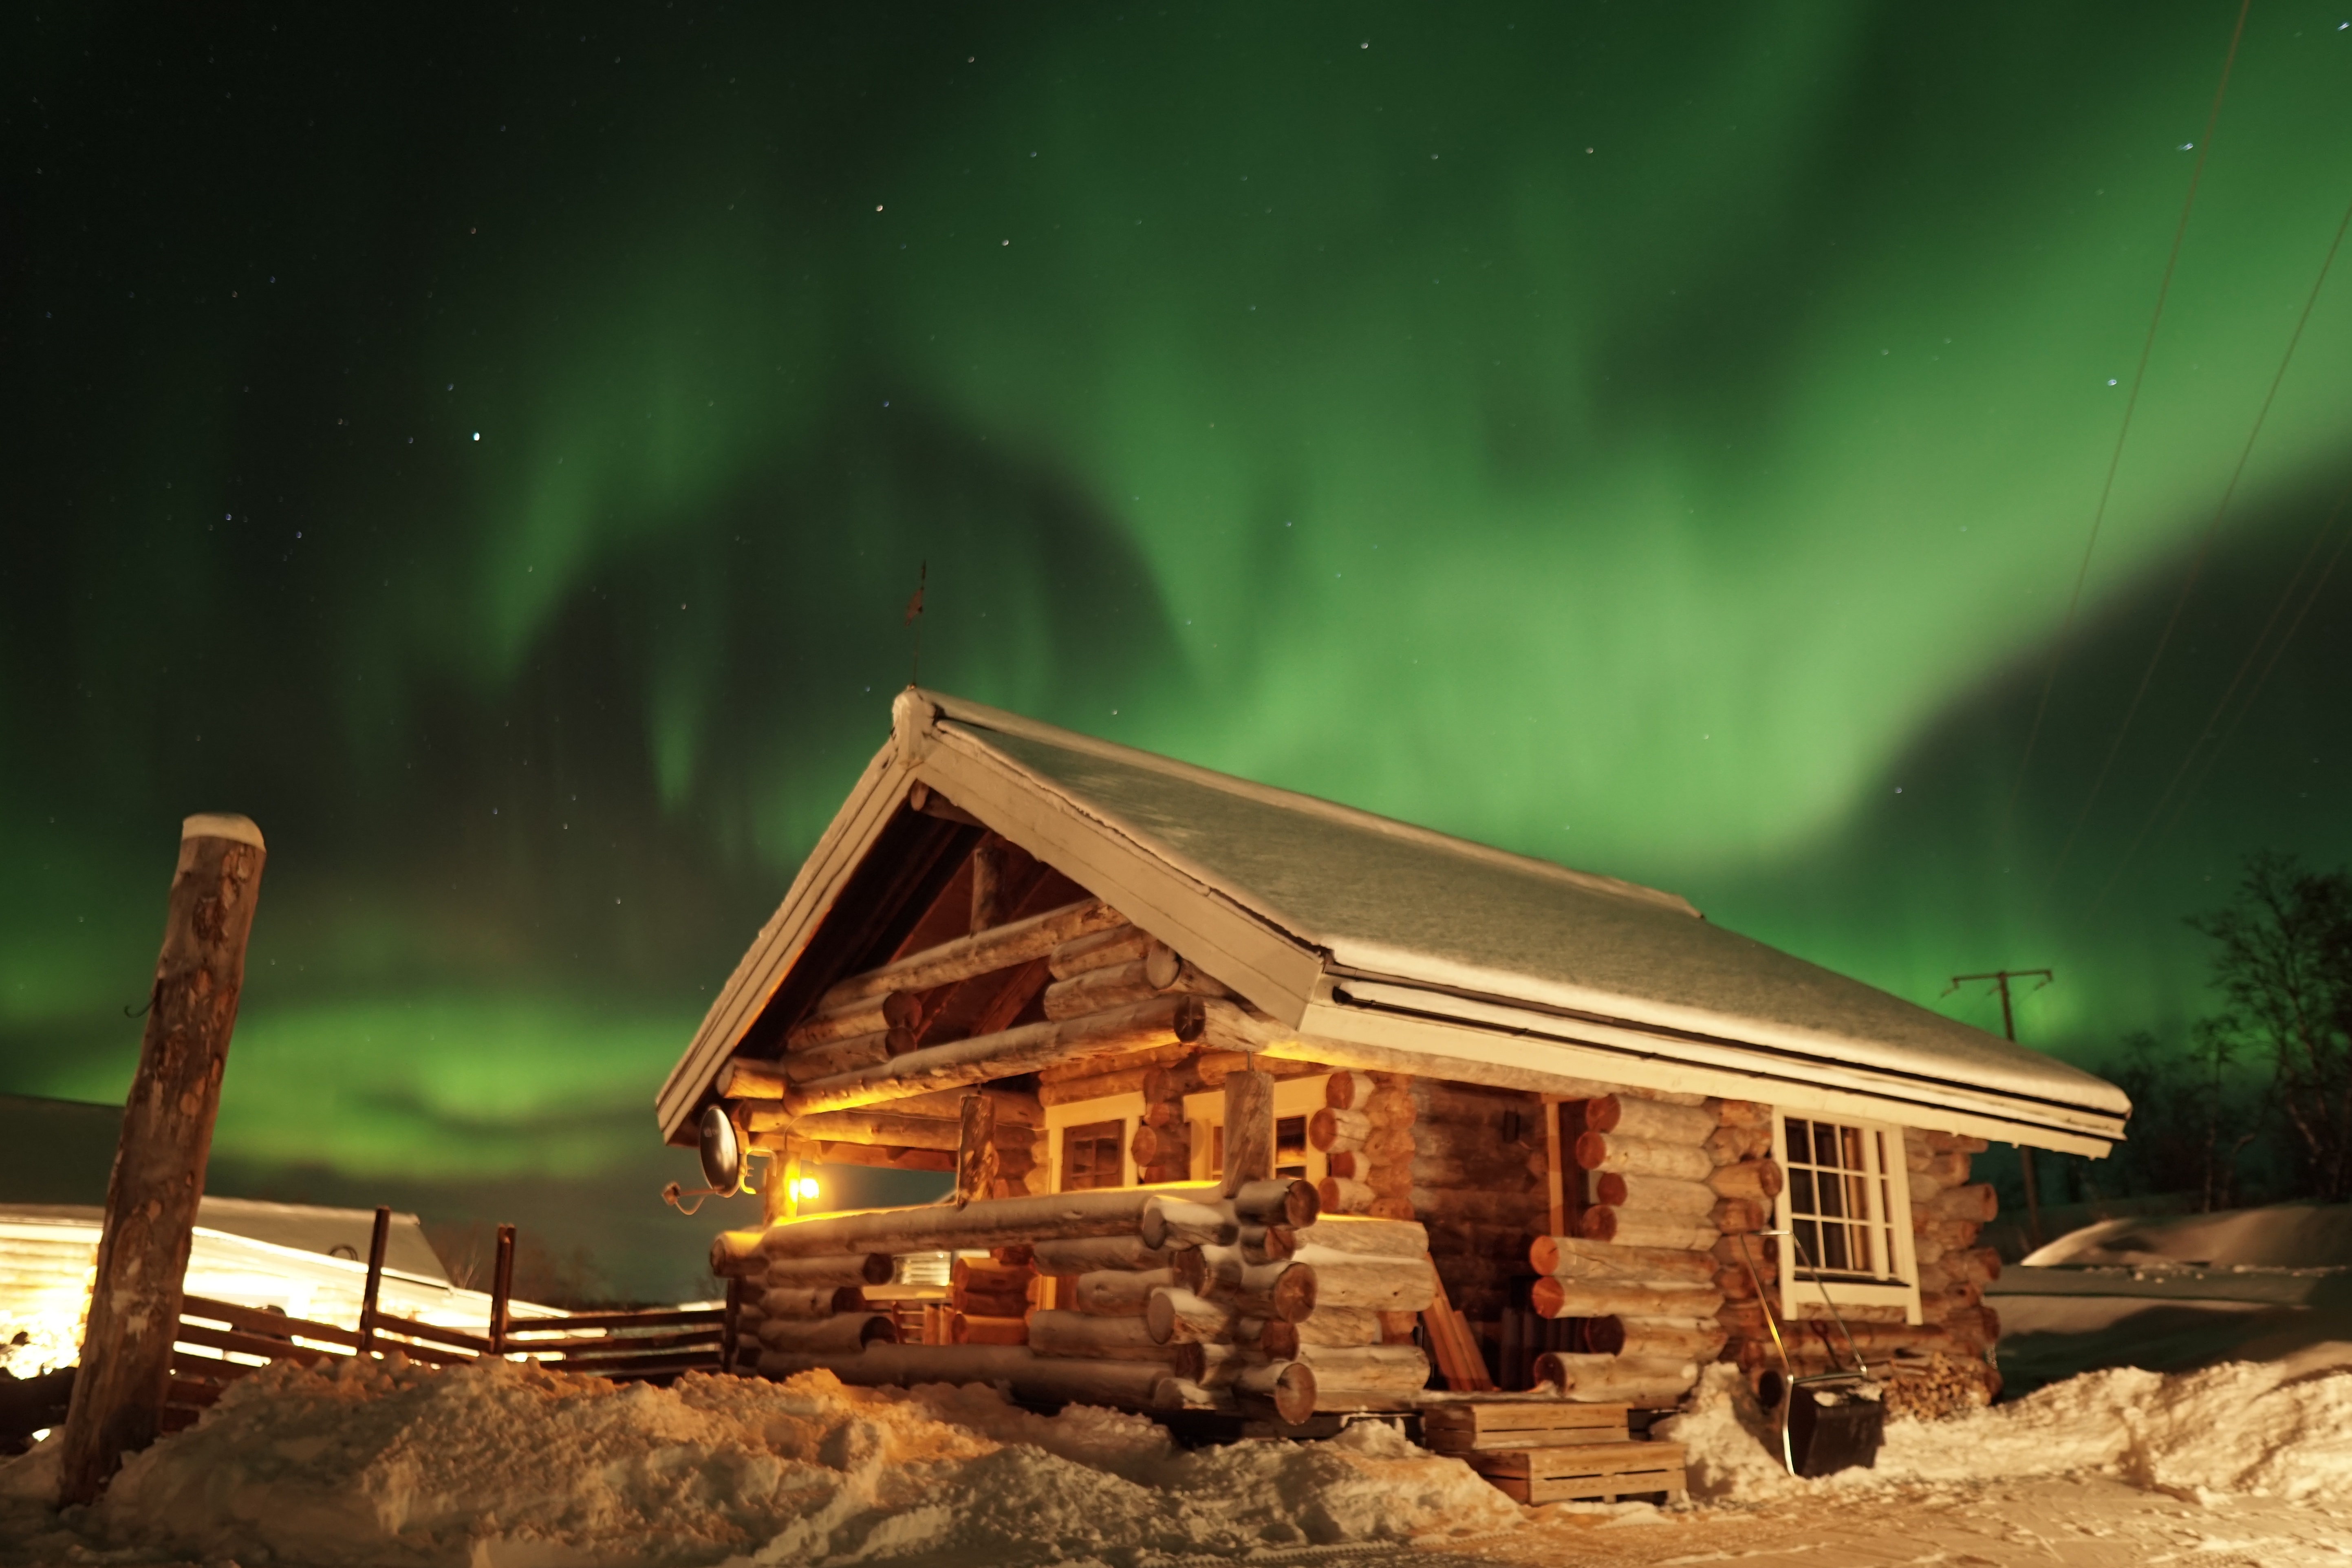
top-left (655, 732), bottom-right (910, 1143)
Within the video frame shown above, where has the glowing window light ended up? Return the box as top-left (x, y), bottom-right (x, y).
top-left (793, 1177), bottom-right (820, 1202)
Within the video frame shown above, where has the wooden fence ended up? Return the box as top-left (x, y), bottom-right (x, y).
top-left (165, 1211), bottom-right (731, 1432)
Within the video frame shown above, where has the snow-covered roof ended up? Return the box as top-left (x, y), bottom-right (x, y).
top-left (659, 690), bottom-right (2128, 1154)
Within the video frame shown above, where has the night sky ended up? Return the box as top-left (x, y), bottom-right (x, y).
top-left (7, 4), bottom-right (2349, 1298)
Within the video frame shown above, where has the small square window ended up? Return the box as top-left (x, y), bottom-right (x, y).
top-left (1061, 1119), bottom-right (1125, 1191)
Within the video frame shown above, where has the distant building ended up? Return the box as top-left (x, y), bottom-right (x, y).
top-left (0, 1094), bottom-right (547, 1377)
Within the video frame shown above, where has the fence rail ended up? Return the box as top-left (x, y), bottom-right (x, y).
top-left (163, 1211), bottom-right (730, 1432)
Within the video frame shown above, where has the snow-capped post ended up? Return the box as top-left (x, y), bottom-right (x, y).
top-left (58, 814), bottom-right (267, 1506)
top-left (489, 1225), bottom-right (518, 1353)
top-left (357, 1206), bottom-right (392, 1357)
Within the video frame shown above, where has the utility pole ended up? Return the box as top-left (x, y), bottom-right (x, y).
top-left (1947, 968), bottom-right (2054, 1253)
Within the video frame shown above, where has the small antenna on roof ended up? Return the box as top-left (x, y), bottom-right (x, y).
top-left (904, 559), bottom-right (927, 687)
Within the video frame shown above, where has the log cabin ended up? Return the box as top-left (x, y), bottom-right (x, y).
top-left (657, 690), bottom-right (2127, 1426)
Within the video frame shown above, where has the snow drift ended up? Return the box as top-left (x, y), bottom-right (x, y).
top-left (0, 1357), bottom-right (1517, 1567)
top-left (7, 1337), bottom-right (2352, 1566)
top-left (1664, 1356), bottom-right (2352, 1504)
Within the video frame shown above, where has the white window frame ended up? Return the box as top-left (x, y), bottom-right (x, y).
top-left (1770, 1111), bottom-right (1922, 1326)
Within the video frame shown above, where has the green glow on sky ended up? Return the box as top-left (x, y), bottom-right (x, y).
top-left (5, 3), bottom-right (2349, 1290)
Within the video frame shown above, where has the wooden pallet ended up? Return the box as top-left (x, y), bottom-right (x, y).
top-left (1463, 1439), bottom-right (1686, 1505)
top-left (1422, 1400), bottom-right (1630, 1453)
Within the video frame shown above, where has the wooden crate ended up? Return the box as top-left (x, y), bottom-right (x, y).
top-left (1421, 1401), bottom-right (1630, 1453)
top-left (1464, 1439), bottom-right (1686, 1505)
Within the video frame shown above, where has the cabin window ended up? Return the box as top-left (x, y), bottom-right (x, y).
top-left (1770, 1111), bottom-right (1922, 1324)
top-left (1275, 1115), bottom-right (1309, 1180)
top-left (1060, 1119), bottom-right (1126, 1191)
top-left (1186, 1077), bottom-right (1333, 1184)
top-left (1782, 1118), bottom-right (1898, 1280)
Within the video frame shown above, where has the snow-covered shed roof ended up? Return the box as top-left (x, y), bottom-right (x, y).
top-left (659, 690), bottom-right (2128, 1155)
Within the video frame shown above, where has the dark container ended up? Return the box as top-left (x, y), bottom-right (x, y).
top-left (1785, 1375), bottom-right (1885, 1478)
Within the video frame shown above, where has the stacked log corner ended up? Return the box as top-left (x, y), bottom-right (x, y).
top-left (1522, 1093), bottom-right (1767, 1407)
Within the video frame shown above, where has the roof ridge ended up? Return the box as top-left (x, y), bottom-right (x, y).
top-left (912, 687), bottom-right (1700, 919)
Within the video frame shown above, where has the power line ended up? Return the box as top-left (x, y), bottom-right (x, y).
top-left (2042, 183), bottom-right (2352, 899)
top-left (1945, 969), bottom-right (2054, 1250)
top-left (2093, 476), bottom-right (2352, 905)
top-left (2003, 0), bottom-right (2251, 837)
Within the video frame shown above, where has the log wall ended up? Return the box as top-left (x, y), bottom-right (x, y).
top-left (719, 1182), bottom-right (1433, 1418)
top-left (1388, 1079), bottom-right (1547, 1330)
top-left (703, 827), bottom-right (2005, 1423)
top-left (1521, 1092), bottom-right (1763, 1405)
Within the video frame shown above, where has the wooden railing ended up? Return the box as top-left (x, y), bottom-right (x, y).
top-left (163, 1210), bottom-right (732, 1431)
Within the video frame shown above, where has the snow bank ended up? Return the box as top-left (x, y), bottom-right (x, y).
top-left (1659, 1358), bottom-right (2352, 1505)
top-left (2024, 1200), bottom-right (2352, 1272)
top-left (0, 1357), bottom-right (1519, 1567)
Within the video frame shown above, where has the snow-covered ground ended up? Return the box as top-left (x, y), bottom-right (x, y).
top-left (3, 1350), bottom-right (2349, 1568)
top-left (3, 1202), bottom-right (2346, 1568)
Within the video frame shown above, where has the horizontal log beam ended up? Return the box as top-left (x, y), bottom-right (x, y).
top-left (1706, 1160), bottom-right (1785, 1202)
top-left (1049, 924), bottom-right (1153, 980)
top-left (820, 898), bottom-right (1124, 1010)
top-left (1584, 1317), bottom-right (1728, 1360)
top-left (757, 1186), bottom-right (1206, 1259)
top-left (1578, 1209), bottom-right (1719, 1251)
top-left (783, 1140), bottom-right (958, 1173)
top-left (756, 1314), bottom-right (899, 1353)
top-left (1534, 1352), bottom-right (1700, 1407)
top-left (1584, 1095), bottom-right (1718, 1145)
top-left (1028, 1310), bottom-right (1176, 1361)
top-left (785, 1109), bottom-right (964, 1150)
top-left (789, 990), bottom-right (920, 1051)
top-left (787, 995), bottom-right (1213, 1114)
top-left (1592, 1173), bottom-right (1716, 1216)
top-left (1530, 1279), bottom-right (1726, 1320)
top-left (1574, 1132), bottom-right (1714, 1182)
top-left (754, 1343), bottom-right (1175, 1409)
top-left (1031, 1235), bottom-right (1177, 1276)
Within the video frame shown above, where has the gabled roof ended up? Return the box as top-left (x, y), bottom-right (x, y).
top-left (659, 690), bottom-right (2129, 1154)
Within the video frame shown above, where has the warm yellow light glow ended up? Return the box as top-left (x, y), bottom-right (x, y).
top-left (794, 1177), bottom-right (820, 1201)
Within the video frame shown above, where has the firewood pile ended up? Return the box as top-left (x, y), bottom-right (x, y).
top-left (1879, 1351), bottom-right (2002, 1421)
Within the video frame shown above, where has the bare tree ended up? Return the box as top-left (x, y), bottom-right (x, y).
top-left (2189, 853), bottom-right (2352, 1202)
top-left (2107, 1027), bottom-right (2259, 1211)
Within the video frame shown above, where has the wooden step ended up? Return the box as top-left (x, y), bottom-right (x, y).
top-left (1462, 1439), bottom-right (1687, 1505)
top-left (1421, 1401), bottom-right (1630, 1453)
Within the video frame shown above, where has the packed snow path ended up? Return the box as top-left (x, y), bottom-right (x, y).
top-left (2, 1353), bottom-right (2348, 1566)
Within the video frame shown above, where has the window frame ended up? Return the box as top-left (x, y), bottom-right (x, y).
top-left (1182, 1074), bottom-right (1330, 1184)
top-left (1045, 1092), bottom-right (1142, 1192)
top-left (1770, 1111), bottom-right (1922, 1325)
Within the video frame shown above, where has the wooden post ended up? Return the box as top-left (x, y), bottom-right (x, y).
top-left (970, 839), bottom-right (1003, 931)
top-left (955, 1092), bottom-right (997, 1206)
top-left (489, 1224), bottom-right (517, 1354)
top-left (57, 814), bottom-right (266, 1506)
top-left (357, 1205), bottom-right (391, 1357)
top-left (1221, 1070), bottom-right (1275, 1198)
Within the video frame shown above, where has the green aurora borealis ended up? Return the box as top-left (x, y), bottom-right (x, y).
top-left (6, 4), bottom-right (2350, 1295)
